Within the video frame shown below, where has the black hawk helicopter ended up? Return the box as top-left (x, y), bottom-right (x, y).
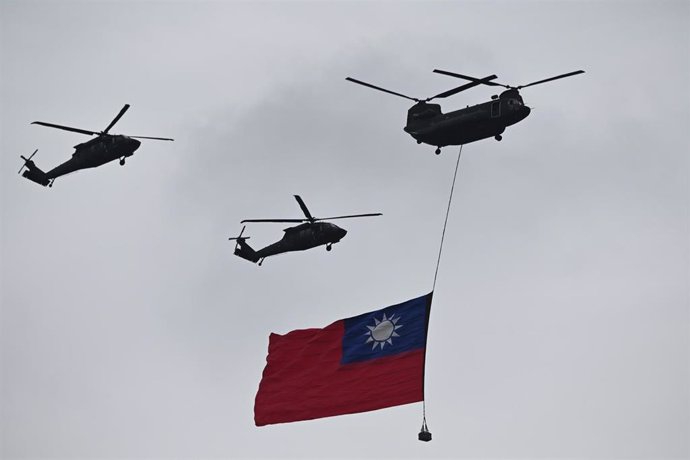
top-left (18, 104), bottom-right (173, 187)
top-left (346, 69), bottom-right (584, 154)
top-left (229, 195), bottom-right (382, 266)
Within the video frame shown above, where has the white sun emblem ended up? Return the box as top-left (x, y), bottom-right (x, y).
top-left (365, 313), bottom-right (403, 350)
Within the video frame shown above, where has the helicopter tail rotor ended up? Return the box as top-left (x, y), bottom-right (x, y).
top-left (228, 225), bottom-right (251, 247)
top-left (229, 226), bottom-right (260, 263)
top-left (18, 149), bottom-right (38, 175)
top-left (18, 149), bottom-right (51, 187)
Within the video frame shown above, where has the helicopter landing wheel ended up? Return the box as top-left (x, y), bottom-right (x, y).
top-left (119, 157), bottom-right (126, 166)
top-left (326, 243), bottom-right (332, 252)
top-left (435, 147), bottom-right (441, 155)
top-left (258, 258), bottom-right (264, 266)
top-left (495, 135), bottom-right (502, 141)
top-left (48, 181), bottom-right (53, 188)
top-left (417, 140), bottom-right (422, 144)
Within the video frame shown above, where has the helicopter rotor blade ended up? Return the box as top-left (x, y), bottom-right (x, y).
top-left (315, 213), bottom-right (382, 221)
top-left (18, 149), bottom-right (38, 174)
top-left (346, 77), bottom-right (420, 102)
top-left (129, 135), bottom-right (175, 141)
top-left (517, 70), bottom-right (585, 89)
top-left (102, 104), bottom-right (130, 134)
top-left (293, 195), bottom-right (315, 222)
top-left (428, 74), bottom-right (499, 100)
top-left (433, 69), bottom-right (509, 88)
top-left (228, 225), bottom-right (251, 241)
top-left (240, 218), bottom-right (307, 224)
top-left (31, 121), bottom-right (98, 136)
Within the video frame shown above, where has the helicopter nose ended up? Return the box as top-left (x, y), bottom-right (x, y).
top-left (336, 227), bottom-right (347, 240)
top-left (130, 138), bottom-right (141, 150)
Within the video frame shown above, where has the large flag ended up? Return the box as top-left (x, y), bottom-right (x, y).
top-left (254, 293), bottom-right (432, 426)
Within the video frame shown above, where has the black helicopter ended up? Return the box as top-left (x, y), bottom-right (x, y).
top-left (346, 69), bottom-right (584, 154)
top-left (18, 104), bottom-right (173, 187)
top-left (229, 195), bottom-right (381, 266)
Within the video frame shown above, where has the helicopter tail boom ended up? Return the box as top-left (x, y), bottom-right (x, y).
top-left (22, 167), bottom-right (50, 187)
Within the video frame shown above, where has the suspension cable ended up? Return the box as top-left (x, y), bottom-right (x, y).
top-left (421, 145), bottom-right (464, 442)
top-left (432, 144), bottom-right (463, 291)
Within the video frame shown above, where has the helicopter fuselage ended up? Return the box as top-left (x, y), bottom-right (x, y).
top-left (404, 90), bottom-right (531, 149)
top-left (46, 135), bottom-right (141, 179)
top-left (233, 221), bottom-right (348, 264)
top-left (256, 222), bottom-right (348, 258)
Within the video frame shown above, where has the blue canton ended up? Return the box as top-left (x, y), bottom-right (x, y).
top-left (341, 293), bottom-right (430, 365)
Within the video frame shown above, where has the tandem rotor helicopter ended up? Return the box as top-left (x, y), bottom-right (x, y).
top-left (346, 69), bottom-right (585, 154)
top-left (18, 104), bottom-right (173, 187)
top-left (229, 195), bottom-right (382, 266)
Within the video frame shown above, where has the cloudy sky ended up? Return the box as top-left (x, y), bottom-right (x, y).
top-left (1, 1), bottom-right (688, 458)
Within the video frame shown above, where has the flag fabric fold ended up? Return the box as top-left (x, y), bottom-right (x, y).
top-left (254, 292), bottom-right (432, 426)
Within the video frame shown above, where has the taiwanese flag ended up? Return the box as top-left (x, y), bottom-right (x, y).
top-left (254, 293), bottom-right (432, 426)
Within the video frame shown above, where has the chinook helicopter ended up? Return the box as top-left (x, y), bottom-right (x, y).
top-left (229, 195), bottom-right (381, 266)
top-left (346, 69), bottom-right (584, 154)
top-left (18, 104), bottom-right (173, 187)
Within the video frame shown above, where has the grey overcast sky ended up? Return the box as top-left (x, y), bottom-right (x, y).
top-left (1, 1), bottom-right (688, 458)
